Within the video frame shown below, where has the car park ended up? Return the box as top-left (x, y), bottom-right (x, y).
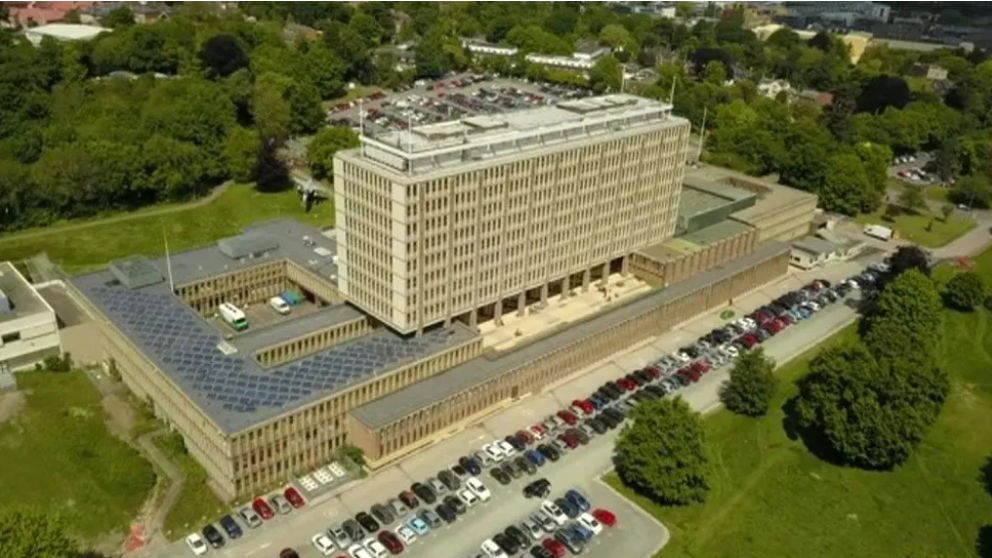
top-left (312, 533), bottom-right (336, 556)
top-left (185, 533), bottom-right (208, 556)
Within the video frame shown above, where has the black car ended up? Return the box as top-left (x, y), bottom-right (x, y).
top-left (435, 502), bottom-right (457, 524)
top-left (490, 466), bottom-right (512, 485)
top-left (515, 455), bottom-right (536, 475)
top-left (356, 511), bottom-right (380, 533)
top-left (411, 482), bottom-right (437, 505)
top-left (502, 460), bottom-right (522, 479)
top-left (505, 525), bottom-right (531, 548)
top-left (523, 478), bottom-right (551, 499)
top-left (494, 532), bottom-right (520, 555)
top-left (438, 469), bottom-right (461, 490)
top-left (459, 455), bottom-right (482, 476)
top-left (218, 515), bottom-right (242, 540)
top-left (202, 524), bottom-right (224, 548)
top-left (602, 407), bottom-right (625, 422)
top-left (555, 497), bottom-right (580, 519)
top-left (443, 495), bottom-right (467, 515)
top-left (505, 434), bottom-right (527, 452)
top-left (342, 519), bottom-right (364, 541)
top-left (585, 417), bottom-right (607, 434)
top-left (371, 503), bottom-right (394, 525)
top-left (644, 385), bottom-right (666, 398)
top-left (451, 464), bottom-right (469, 478)
top-left (530, 545), bottom-right (554, 558)
top-left (537, 444), bottom-right (560, 462)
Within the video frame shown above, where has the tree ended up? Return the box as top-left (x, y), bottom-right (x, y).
top-left (614, 398), bottom-right (710, 505)
top-left (807, 31), bottom-right (832, 52)
top-left (307, 127), bottom-right (360, 179)
top-left (944, 271), bottom-right (986, 311)
top-left (865, 269), bottom-right (942, 371)
top-left (102, 6), bottom-right (135, 29)
top-left (223, 128), bottom-right (260, 183)
top-left (252, 81), bottom-right (291, 143)
top-left (719, 348), bottom-right (777, 417)
top-left (888, 246), bottom-right (931, 277)
top-left (767, 28), bottom-right (801, 50)
top-left (796, 342), bottom-right (947, 469)
top-left (821, 152), bottom-right (870, 215)
top-left (936, 137), bottom-right (960, 181)
top-left (599, 24), bottom-right (638, 62)
top-left (703, 60), bottom-right (727, 85)
top-left (301, 43), bottom-right (346, 99)
top-left (415, 28), bottom-right (452, 79)
top-left (950, 175), bottom-right (992, 210)
top-left (898, 186), bottom-right (926, 214)
top-left (198, 35), bottom-right (248, 78)
top-left (589, 54), bottom-right (622, 94)
top-left (0, 509), bottom-right (77, 558)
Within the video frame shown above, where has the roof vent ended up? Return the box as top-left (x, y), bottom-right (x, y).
top-left (218, 233), bottom-right (280, 260)
top-left (109, 256), bottom-right (164, 290)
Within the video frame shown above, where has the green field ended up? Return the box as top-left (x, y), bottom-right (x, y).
top-left (0, 184), bottom-right (334, 275)
top-left (152, 433), bottom-right (228, 541)
top-left (856, 205), bottom-right (975, 248)
top-left (608, 278), bottom-right (992, 557)
top-left (0, 371), bottom-right (156, 540)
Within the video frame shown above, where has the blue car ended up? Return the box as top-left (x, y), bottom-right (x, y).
top-left (570, 522), bottom-right (594, 543)
top-left (219, 515), bottom-right (242, 539)
top-left (589, 395), bottom-right (606, 410)
top-left (407, 515), bottom-right (430, 536)
top-left (565, 489), bottom-right (591, 513)
top-left (525, 449), bottom-right (546, 467)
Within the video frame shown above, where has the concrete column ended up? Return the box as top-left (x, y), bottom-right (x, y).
top-left (495, 300), bottom-right (503, 322)
top-left (517, 291), bottom-right (526, 317)
top-left (599, 262), bottom-right (610, 287)
top-left (540, 284), bottom-right (548, 305)
top-left (621, 256), bottom-right (630, 277)
top-left (582, 269), bottom-right (591, 292)
top-left (560, 276), bottom-right (570, 300)
top-left (469, 308), bottom-right (478, 328)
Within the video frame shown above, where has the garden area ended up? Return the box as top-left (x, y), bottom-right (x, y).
top-left (0, 183), bottom-right (334, 276)
top-left (856, 204), bottom-right (975, 248)
top-left (608, 253), bottom-right (992, 558)
top-left (0, 370), bottom-right (156, 542)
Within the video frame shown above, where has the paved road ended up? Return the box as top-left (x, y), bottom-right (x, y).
top-left (147, 254), bottom-right (877, 558)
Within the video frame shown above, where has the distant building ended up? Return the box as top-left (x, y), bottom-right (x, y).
top-left (911, 63), bottom-right (949, 82)
top-left (757, 78), bottom-right (793, 99)
top-left (461, 39), bottom-right (519, 58)
top-left (86, 1), bottom-right (170, 24)
top-left (0, 262), bottom-right (61, 372)
top-left (797, 89), bottom-right (834, 107)
top-left (5, 1), bottom-right (94, 27)
top-left (24, 23), bottom-right (106, 45)
top-left (787, 1), bottom-right (891, 27)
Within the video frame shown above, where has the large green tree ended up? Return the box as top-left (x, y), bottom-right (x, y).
top-left (614, 398), bottom-right (710, 505)
top-left (943, 271), bottom-right (986, 311)
top-left (307, 127), bottom-right (360, 179)
top-left (864, 269), bottom-right (942, 370)
top-left (223, 127), bottom-right (261, 183)
top-left (0, 510), bottom-right (77, 558)
top-left (719, 348), bottom-right (777, 417)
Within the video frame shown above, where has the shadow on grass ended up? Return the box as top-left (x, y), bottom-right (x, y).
top-left (977, 524), bottom-right (992, 558)
top-left (781, 395), bottom-right (851, 468)
top-left (980, 455), bottom-right (992, 498)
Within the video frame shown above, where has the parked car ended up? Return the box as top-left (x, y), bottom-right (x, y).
top-left (218, 515), bottom-right (242, 539)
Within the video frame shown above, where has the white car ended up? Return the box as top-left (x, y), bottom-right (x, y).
top-left (672, 351), bottom-right (690, 364)
top-left (578, 512), bottom-right (603, 535)
top-left (540, 500), bottom-right (568, 526)
top-left (268, 296), bottom-right (291, 315)
top-left (348, 544), bottom-right (375, 558)
top-left (721, 344), bottom-right (739, 358)
top-left (481, 538), bottom-right (508, 558)
top-left (458, 488), bottom-right (480, 507)
top-left (395, 524), bottom-right (417, 544)
top-left (482, 443), bottom-right (505, 462)
top-left (185, 533), bottom-right (208, 556)
top-left (496, 439), bottom-right (517, 456)
top-left (465, 477), bottom-right (492, 502)
top-left (312, 533), bottom-right (337, 556)
top-left (362, 537), bottom-right (388, 558)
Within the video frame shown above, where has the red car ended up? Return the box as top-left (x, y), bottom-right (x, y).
top-left (644, 365), bottom-right (661, 379)
top-left (558, 433), bottom-right (579, 449)
top-left (617, 378), bottom-right (637, 391)
top-left (592, 508), bottom-right (617, 527)
top-left (571, 399), bottom-right (594, 415)
top-left (531, 423), bottom-right (545, 435)
top-left (542, 537), bottom-right (566, 557)
top-left (516, 429), bottom-right (535, 445)
top-left (284, 487), bottom-right (305, 508)
top-left (252, 497), bottom-right (274, 520)
top-left (377, 530), bottom-right (404, 554)
top-left (557, 410), bottom-right (578, 425)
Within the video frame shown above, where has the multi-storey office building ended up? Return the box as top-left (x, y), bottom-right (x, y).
top-left (0, 261), bottom-right (61, 372)
top-left (335, 94), bottom-right (691, 335)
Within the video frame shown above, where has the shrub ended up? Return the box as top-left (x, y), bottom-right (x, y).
top-left (943, 271), bottom-right (986, 311)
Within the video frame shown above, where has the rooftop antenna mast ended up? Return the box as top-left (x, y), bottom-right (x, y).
top-left (163, 228), bottom-right (174, 292)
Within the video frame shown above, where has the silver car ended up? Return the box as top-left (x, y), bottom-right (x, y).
top-left (270, 495), bottom-right (292, 515)
top-left (238, 507), bottom-right (262, 529)
top-left (389, 498), bottom-right (409, 518)
top-left (428, 477), bottom-right (448, 496)
top-left (329, 524), bottom-right (352, 548)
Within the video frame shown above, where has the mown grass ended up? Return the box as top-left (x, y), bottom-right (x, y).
top-left (0, 371), bottom-right (156, 540)
top-left (608, 302), bottom-right (992, 558)
top-left (0, 184), bottom-right (334, 275)
top-left (152, 432), bottom-right (228, 541)
top-left (856, 204), bottom-right (975, 248)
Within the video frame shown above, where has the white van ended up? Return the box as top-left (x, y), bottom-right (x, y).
top-left (268, 296), bottom-right (291, 315)
top-left (218, 302), bottom-right (248, 331)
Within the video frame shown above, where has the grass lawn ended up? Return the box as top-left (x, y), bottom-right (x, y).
top-left (926, 185), bottom-right (952, 203)
top-left (856, 205), bottom-right (975, 248)
top-left (152, 433), bottom-right (228, 541)
top-left (608, 301), bottom-right (992, 557)
top-left (0, 371), bottom-right (156, 541)
top-left (0, 184), bottom-right (334, 275)
top-left (322, 85), bottom-right (384, 107)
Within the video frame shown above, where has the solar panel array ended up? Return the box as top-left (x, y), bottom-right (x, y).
top-left (87, 284), bottom-right (462, 431)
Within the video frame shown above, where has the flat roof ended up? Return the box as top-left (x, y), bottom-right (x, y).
top-left (677, 187), bottom-right (736, 221)
top-left (346, 93), bottom-right (683, 176)
top-left (351, 240), bottom-right (789, 430)
top-left (684, 166), bottom-right (817, 224)
top-left (792, 236), bottom-right (838, 255)
top-left (26, 24), bottom-right (107, 40)
top-left (70, 220), bottom-right (478, 434)
top-left (0, 262), bottom-right (51, 324)
top-left (636, 220), bottom-right (753, 263)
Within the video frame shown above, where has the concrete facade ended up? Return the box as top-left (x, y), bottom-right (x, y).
top-left (347, 242), bottom-right (790, 466)
top-left (0, 262), bottom-right (61, 372)
top-left (335, 94), bottom-right (691, 334)
top-left (630, 223), bottom-right (759, 286)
